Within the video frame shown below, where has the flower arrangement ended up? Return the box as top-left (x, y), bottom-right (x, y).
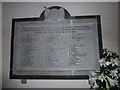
top-left (89, 49), bottom-right (120, 89)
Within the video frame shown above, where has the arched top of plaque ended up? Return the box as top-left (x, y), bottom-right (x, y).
top-left (40, 6), bottom-right (71, 21)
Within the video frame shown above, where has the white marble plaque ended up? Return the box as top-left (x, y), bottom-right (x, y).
top-left (12, 18), bottom-right (100, 75)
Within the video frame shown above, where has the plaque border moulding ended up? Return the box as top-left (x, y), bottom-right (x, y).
top-left (10, 6), bottom-right (103, 84)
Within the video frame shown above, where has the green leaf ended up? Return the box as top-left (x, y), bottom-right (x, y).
top-left (106, 80), bottom-right (110, 89)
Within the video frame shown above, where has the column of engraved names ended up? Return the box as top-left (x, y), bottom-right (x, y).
top-left (44, 26), bottom-right (69, 68)
top-left (20, 27), bottom-right (43, 68)
top-left (68, 25), bottom-right (89, 66)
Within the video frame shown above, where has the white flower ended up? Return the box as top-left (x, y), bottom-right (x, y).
top-left (107, 51), bottom-right (112, 56)
top-left (98, 73), bottom-right (106, 82)
top-left (98, 58), bottom-right (111, 67)
top-left (90, 71), bottom-right (97, 77)
top-left (111, 58), bottom-right (118, 67)
top-left (89, 76), bottom-right (97, 87)
top-left (103, 51), bottom-right (106, 54)
top-left (106, 76), bottom-right (118, 87)
top-left (98, 58), bottom-right (106, 67)
top-left (110, 69), bottom-right (118, 78)
top-left (89, 76), bottom-right (98, 88)
top-left (106, 61), bottom-right (111, 66)
top-left (94, 82), bottom-right (99, 88)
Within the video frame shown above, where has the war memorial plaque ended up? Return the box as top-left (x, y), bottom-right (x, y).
top-left (10, 6), bottom-right (102, 79)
